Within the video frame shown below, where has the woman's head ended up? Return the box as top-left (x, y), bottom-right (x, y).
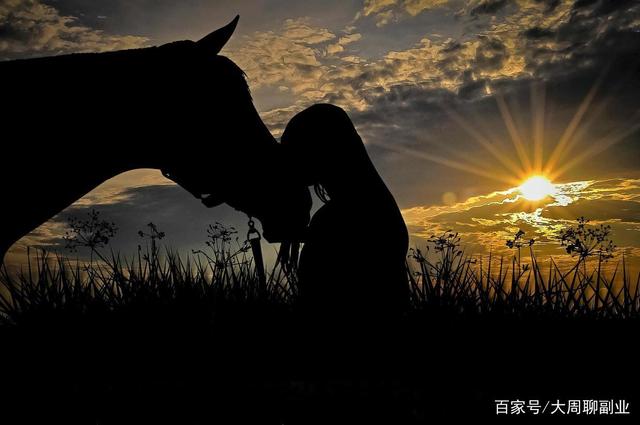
top-left (280, 104), bottom-right (369, 191)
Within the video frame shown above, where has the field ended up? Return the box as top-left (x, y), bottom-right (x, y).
top-left (1, 220), bottom-right (638, 423)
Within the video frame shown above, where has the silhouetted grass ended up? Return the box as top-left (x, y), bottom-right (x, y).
top-left (2, 231), bottom-right (639, 423)
top-left (2, 227), bottom-right (639, 328)
top-left (407, 230), bottom-right (640, 320)
top-left (0, 235), bottom-right (295, 329)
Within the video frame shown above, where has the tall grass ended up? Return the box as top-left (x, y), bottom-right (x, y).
top-left (408, 231), bottom-right (640, 320)
top-left (1, 223), bottom-right (639, 327)
top-left (0, 227), bottom-right (296, 328)
top-left (2, 220), bottom-right (638, 425)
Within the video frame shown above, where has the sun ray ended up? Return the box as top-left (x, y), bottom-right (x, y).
top-left (427, 132), bottom-right (508, 179)
top-left (444, 107), bottom-right (525, 179)
top-left (368, 140), bottom-right (519, 186)
top-left (550, 119), bottom-right (640, 181)
top-left (548, 89), bottom-right (625, 182)
top-left (544, 71), bottom-right (606, 175)
top-left (406, 130), bottom-right (510, 181)
top-left (530, 81), bottom-right (545, 174)
top-left (496, 93), bottom-right (533, 174)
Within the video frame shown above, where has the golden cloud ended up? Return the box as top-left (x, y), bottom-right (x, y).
top-left (225, 0), bottom-right (593, 138)
top-left (0, 0), bottom-right (148, 59)
top-left (325, 32), bottom-right (362, 56)
top-left (362, 0), bottom-right (399, 17)
top-left (402, 178), bottom-right (640, 273)
top-left (404, 0), bottom-right (450, 16)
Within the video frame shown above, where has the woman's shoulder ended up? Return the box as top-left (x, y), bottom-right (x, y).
top-left (306, 202), bottom-right (353, 234)
top-left (321, 198), bottom-right (407, 235)
top-left (309, 202), bottom-right (337, 225)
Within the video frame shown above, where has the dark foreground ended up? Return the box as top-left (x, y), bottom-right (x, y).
top-left (1, 238), bottom-right (638, 424)
top-left (2, 307), bottom-right (637, 424)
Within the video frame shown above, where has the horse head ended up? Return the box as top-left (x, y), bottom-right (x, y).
top-left (0, 16), bottom-right (310, 267)
top-left (158, 16), bottom-right (311, 243)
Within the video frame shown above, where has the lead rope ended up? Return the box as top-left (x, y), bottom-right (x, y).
top-left (247, 218), bottom-right (266, 292)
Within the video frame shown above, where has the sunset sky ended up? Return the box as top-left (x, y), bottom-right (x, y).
top-left (2, 0), bottom-right (640, 272)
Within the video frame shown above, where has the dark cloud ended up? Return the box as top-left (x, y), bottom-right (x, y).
top-left (442, 40), bottom-right (462, 53)
top-left (575, 0), bottom-right (635, 16)
top-left (573, 0), bottom-right (598, 9)
top-left (473, 36), bottom-right (507, 72)
top-left (526, 0), bottom-right (640, 79)
top-left (521, 27), bottom-right (554, 40)
top-left (469, 0), bottom-right (508, 16)
top-left (534, 0), bottom-right (561, 13)
top-left (0, 0), bottom-right (147, 60)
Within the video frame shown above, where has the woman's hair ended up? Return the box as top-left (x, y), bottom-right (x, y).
top-left (281, 104), bottom-right (368, 203)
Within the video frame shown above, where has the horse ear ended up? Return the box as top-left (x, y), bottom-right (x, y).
top-left (197, 15), bottom-right (239, 54)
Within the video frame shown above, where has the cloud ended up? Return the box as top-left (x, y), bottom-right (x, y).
top-left (234, 2), bottom-right (554, 116)
top-left (280, 17), bottom-right (336, 44)
top-left (227, 18), bottom-right (367, 133)
top-left (401, 178), bottom-right (640, 272)
top-left (346, 43), bottom-right (640, 211)
top-left (69, 169), bottom-right (174, 207)
top-left (231, 21), bottom-right (476, 132)
top-left (520, 0), bottom-right (640, 80)
top-left (372, 10), bottom-right (397, 27)
top-left (358, 0), bottom-right (452, 26)
top-left (325, 32), bottom-right (362, 55)
top-left (0, 0), bottom-right (148, 60)
top-left (404, 0), bottom-right (451, 16)
top-left (228, 0), bottom-right (639, 152)
top-left (9, 184), bottom-right (263, 264)
top-left (227, 17), bottom-right (334, 95)
top-left (362, 0), bottom-right (399, 17)
top-left (468, 0), bottom-right (509, 16)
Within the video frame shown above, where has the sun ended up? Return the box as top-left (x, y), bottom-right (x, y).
top-left (519, 176), bottom-right (556, 201)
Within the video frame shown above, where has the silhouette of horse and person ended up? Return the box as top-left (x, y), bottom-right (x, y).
top-left (0, 16), bottom-right (408, 318)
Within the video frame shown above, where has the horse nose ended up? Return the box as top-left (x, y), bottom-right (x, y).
top-left (260, 185), bottom-right (310, 242)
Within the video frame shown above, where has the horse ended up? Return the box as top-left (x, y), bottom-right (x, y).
top-left (280, 104), bottom-right (410, 322)
top-left (0, 16), bottom-right (311, 263)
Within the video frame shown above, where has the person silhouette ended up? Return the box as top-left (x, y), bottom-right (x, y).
top-left (281, 104), bottom-right (409, 324)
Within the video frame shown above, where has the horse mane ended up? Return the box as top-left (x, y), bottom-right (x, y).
top-left (0, 43), bottom-right (251, 101)
top-left (212, 55), bottom-right (252, 101)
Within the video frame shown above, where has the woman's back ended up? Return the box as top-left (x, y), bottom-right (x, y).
top-left (298, 197), bottom-right (408, 315)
